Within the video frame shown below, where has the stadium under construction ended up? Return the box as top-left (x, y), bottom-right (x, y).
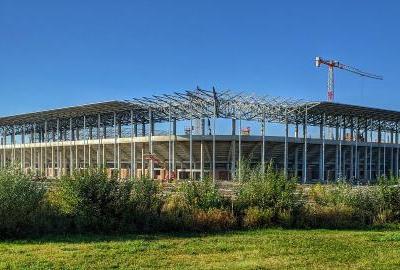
top-left (0, 87), bottom-right (399, 183)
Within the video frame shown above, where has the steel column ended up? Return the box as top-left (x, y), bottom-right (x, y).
top-left (284, 109), bottom-right (288, 177)
top-left (303, 105), bottom-right (308, 184)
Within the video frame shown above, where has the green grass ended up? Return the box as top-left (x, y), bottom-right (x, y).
top-left (1, 229), bottom-right (400, 269)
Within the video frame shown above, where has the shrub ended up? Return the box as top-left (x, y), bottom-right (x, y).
top-left (236, 162), bottom-right (304, 225)
top-left (0, 168), bottom-right (45, 237)
top-left (307, 182), bottom-right (386, 228)
top-left (346, 187), bottom-right (384, 225)
top-left (377, 178), bottom-right (400, 221)
top-left (305, 203), bottom-right (359, 228)
top-left (243, 207), bottom-right (273, 228)
top-left (161, 178), bottom-right (234, 231)
top-left (49, 170), bottom-right (136, 233)
top-left (192, 209), bottom-right (236, 231)
top-left (161, 193), bottom-right (194, 230)
top-left (179, 178), bottom-right (223, 211)
top-left (130, 177), bottom-right (163, 231)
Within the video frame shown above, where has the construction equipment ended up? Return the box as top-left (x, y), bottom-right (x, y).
top-left (315, 56), bottom-right (383, 102)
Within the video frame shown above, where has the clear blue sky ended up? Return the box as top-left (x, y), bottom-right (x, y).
top-left (0, 0), bottom-right (398, 116)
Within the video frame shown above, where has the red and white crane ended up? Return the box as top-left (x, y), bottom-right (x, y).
top-left (315, 56), bottom-right (383, 102)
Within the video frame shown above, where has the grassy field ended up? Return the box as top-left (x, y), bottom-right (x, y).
top-left (1, 229), bottom-right (400, 270)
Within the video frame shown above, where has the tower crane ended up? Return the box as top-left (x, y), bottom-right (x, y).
top-left (315, 56), bottom-right (383, 102)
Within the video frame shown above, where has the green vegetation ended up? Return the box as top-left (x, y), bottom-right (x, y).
top-left (2, 229), bottom-right (400, 269)
top-left (2, 165), bottom-right (400, 269)
top-left (236, 163), bottom-right (303, 228)
top-left (0, 168), bottom-right (46, 237)
top-left (1, 164), bottom-right (400, 238)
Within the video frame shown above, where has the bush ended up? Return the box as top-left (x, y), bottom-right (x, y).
top-left (0, 168), bottom-right (45, 237)
top-left (161, 193), bottom-right (194, 230)
top-left (161, 178), bottom-right (235, 231)
top-left (377, 178), bottom-right (400, 222)
top-left (6, 163), bottom-right (400, 236)
top-left (305, 203), bottom-right (359, 228)
top-left (192, 209), bottom-right (236, 231)
top-left (243, 207), bottom-right (273, 228)
top-left (130, 177), bottom-right (163, 231)
top-left (179, 178), bottom-right (223, 211)
top-left (236, 162), bottom-right (303, 225)
top-left (307, 182), bottom-right (386, 228)
top-left (49, 170), bottom-right (136, 233)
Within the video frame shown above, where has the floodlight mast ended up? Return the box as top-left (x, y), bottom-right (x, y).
top-left (315, 56), bottom-right (383, 102)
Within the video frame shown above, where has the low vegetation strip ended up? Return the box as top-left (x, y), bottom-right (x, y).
top-left (1, 229), bottom-right (400, 269)
top-left (1, 162), bottom-right (400, 238)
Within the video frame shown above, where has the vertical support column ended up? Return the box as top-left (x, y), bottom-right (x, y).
top-left (3, 128), bottom-right (6, 168)
top-left (355, 118), bottom-right (359, 181)
top-left (303, 105), bottom-right (308, 184)
top-left (284, 109), bottom-right (288, 177)
top-left (238, 116), bottom-right (242, 182)
top-left (294, 146), bottom-right (299, 178)
top-left (319, 114), bottom-right (325, 182)
top-left (17, 126), bottom-right (20, 169)
top-left (44, 121), bottom-right (48, 177)
top-left (261, 114), bottom-right (266, 173)
top-left (148, 108), bottom-right (154, 179)
top-left (141, 121), bottom-right (145, 176)
top-left (350, 118), bottom-right (354, 180)
top-left (390, 135), bottom-right (394, 176)
top-left (168, 105), bottom-right (172, 180)
top-left (117, 125), bottom-right (120, 172)
top-left (212, 106), bottom-right (216, 183)
top-left (12, 125), bottom-right (15, 167)
top-left (82, 115), bottom-right (86, 170)
top-left (383, 131), bottom-right (386, 178)
top-left (97, 114), bottom-right (101, 168)
top-left (343, 149), bottom-right (347, 179)
top-left (378, 144), bottom-right (381, 178)
top-left (56, 120), bottom-right (60, 177)
top-left (363, 120), bottom-right (368, 181)
top-left (19, 126), bottom-right (23, 169)
top-left (172, 118), bottom-right (176, 177)
top-left (230, 118), bottom-right (236, 180)
top-left (133, 121), bottom-right (137, 178)
top-left (369, 120), bottom-right (373, 181)
top-left (40, 127), bottom-right (44, 176)
top-left (62, 138), bottom-right (66, 177)
top-left (102, 123), bottom-right (105, 167)
top-left (76, 126), bottom-right (79, 171)
top-left (201, 118), bottom-right (205, 180)
top-left (21, 125), bottom-right (25, 171)
top-left (130, 110), bottom-right (134, 179)
top-left (33, 124), bottom-right (37, 175)
top-left (117, 120), bottom-right (121, 172)
top-left (69, 118), bottom-right (73, 176)
top-left (0, 127), bottom-right (2, 169)
top-left (335, 117), bottom-right (340, 179)
top-left (364, 145), bottom-right (368, 181)
top-left (113, 112), bottom-right (117, 170)
top-left (89, 125), bottom-right (92, 169)
top-left (189, 104), bottom-right (193, 179)
top-left (340, 117), bottom-right (345, 179)
top-left (396, 122), bottom-right (399, 178)
top-left (83, 115), bottom-right (86, 171)
top-left (51, 129), bottom-right (54, 177)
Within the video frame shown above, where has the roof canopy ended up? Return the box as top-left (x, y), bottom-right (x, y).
top-left (0, 88), bottom-right (399, 133)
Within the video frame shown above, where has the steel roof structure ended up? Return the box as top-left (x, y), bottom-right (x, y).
top-left (0, 87), bottom-right (399, 135)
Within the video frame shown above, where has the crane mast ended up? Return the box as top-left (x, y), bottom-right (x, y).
top-left (315, 56), bottom-right (383, 102)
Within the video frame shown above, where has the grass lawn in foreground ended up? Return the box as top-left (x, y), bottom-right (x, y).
top-left (1, 229), bottom-right (400, 269)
